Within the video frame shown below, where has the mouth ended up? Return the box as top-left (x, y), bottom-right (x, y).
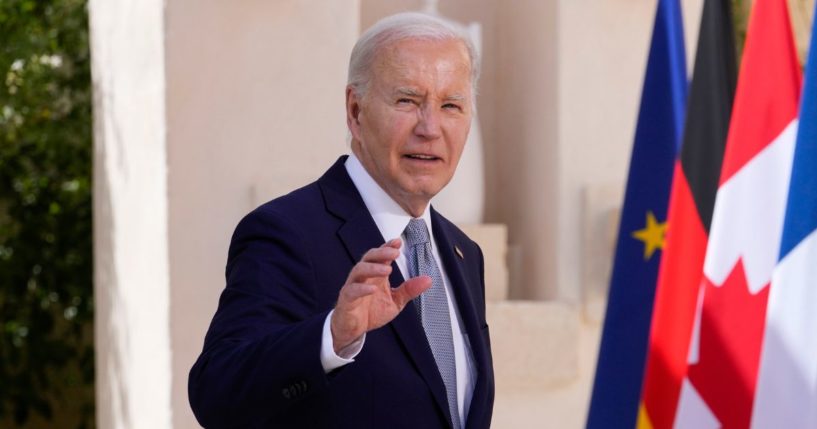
top-left (403, 153), bottom-right (442, 162)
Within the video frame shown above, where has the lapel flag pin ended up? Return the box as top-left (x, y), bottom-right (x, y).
top-left (454, 245), bottom-right (464, 260)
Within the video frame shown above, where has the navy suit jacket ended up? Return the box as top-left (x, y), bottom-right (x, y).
top-left (189, 156), bottom-right (494, 428)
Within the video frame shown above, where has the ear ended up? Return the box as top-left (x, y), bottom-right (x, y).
top-left (346, 86), bottom-right (363, 141)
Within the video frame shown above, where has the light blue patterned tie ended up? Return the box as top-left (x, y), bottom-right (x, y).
top-left (404, 218), bottom-right (461, 429)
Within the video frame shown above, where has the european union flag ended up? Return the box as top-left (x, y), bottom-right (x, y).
top-left (586, 0), bottom-right (687, 427)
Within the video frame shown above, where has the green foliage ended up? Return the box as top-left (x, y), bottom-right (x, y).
top-left (0, 0), bottom-right (94, 427)
top-left (731, 0), bottom-right (751, 63)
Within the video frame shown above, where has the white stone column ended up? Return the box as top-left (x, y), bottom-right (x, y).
top-left (89, 0), bottom-right (172, 428)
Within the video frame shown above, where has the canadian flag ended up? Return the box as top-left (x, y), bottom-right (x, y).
top-left (672, 0), bottom-right (803, 427)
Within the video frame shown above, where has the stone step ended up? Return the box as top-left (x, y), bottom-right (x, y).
top-left (487, 301), bottom-right (580, 391)
top-left (460, 224), bottom-right (581, 389)
top-left (491, 320), bottom-right (601, 428)
top-left (459, 223), bottom-right (589, 426)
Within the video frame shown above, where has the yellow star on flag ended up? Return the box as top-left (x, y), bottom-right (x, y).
top-left (631, 211), bottom-right (667, 260)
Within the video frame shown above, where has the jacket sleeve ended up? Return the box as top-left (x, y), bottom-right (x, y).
top-left (188, 207), bottom-right (332, 428)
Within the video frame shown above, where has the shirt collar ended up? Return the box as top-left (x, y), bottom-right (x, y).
top-left (344, 153), bottom-right (433, 243)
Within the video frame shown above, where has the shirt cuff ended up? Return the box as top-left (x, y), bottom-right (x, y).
top-left (320, 309), bottom-right (365, 373)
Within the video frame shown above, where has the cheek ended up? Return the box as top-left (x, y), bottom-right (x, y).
top-left (388, 114), bottom-right (416, 137)
top-left (445, 122), bottom-right (470, 156)
top-left (382, 118), bottom-right (415, 155)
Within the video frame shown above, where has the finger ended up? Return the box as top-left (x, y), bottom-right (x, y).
top-left (391, 275), bottom-right (432, 308)
top-left (360, 246), bottom-right (400, 264)
top-left (346, 261), bottom-right (392, 284)
top-left (382, 237), bottom-right (402, 250)
top-left (339, 282), bottom-right (377, 302)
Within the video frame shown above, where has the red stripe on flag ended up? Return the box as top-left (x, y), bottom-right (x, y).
top-left (718, 0), bottom-right (801, 185)
top-left (642, 164), bottom-right (708, 428)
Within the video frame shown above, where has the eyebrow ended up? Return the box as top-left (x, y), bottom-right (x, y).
top-left (394, 87), bottom-right (423, 98)
top-left (394, 87), bottom-right (468, 103)
top-left (445, 94), bottom-right (467, 103)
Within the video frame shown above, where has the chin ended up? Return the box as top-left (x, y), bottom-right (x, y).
top-left (417, 187), bottom-right (445, 202)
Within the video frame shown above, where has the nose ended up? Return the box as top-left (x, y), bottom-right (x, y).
top-left (414, 104), bottom-right (442, 140)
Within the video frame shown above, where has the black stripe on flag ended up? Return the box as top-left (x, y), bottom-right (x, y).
top-left (679, 0), bottom-right (738, 233)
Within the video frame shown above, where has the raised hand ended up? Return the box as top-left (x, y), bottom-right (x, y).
top-left (330, 238), bottom-right (432, 353)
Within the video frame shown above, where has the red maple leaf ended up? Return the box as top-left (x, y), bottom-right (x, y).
top-left (687, 259), bottom-right (770, 429)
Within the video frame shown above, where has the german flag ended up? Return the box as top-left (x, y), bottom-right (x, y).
top-left (638, 0), bottom-right (737, 427)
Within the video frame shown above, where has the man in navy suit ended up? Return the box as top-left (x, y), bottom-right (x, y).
top-left (189, 12), bottom-right (494, 428)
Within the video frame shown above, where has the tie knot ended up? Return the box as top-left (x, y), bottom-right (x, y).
top-left (404, 218), bottom-right (430, 246)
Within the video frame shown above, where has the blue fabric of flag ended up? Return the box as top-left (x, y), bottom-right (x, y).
top-left (779, 19), bottom-right (817, 260)
top-left (586, 0), bottom-right (686, 427)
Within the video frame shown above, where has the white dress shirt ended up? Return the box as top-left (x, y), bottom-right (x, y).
top-left (318, 153), bottom-right (476, 426)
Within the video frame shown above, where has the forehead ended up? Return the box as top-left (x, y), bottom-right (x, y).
top-left (370, 38), bottom-right (472, 90)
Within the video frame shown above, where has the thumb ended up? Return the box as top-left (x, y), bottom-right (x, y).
top-left (392, 275), bottom-right (432, 308)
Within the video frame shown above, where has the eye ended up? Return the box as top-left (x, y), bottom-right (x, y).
top-left (397, 98), bottom-right (416, 105)
top-left (443, 103), bottom-right (463, 112)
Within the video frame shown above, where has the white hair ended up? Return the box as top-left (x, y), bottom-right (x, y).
top-left (347, 12), bottom-right (480, 98)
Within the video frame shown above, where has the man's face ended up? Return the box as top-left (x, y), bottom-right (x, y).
top-left (347, 38), bottom-right (473, 217)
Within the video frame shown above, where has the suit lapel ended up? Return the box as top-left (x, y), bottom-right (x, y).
top-left (431, 209), bottom-right (492, 427)
top-left (387, 274), bottom-right (453, 425)
top-left (319, 157), bottom-right (452, 425)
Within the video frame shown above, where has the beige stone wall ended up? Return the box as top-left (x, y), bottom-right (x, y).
top-left (557, 0), bottom-right (703, 303)
top-left (163, 1), bottom-right (359, 428)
